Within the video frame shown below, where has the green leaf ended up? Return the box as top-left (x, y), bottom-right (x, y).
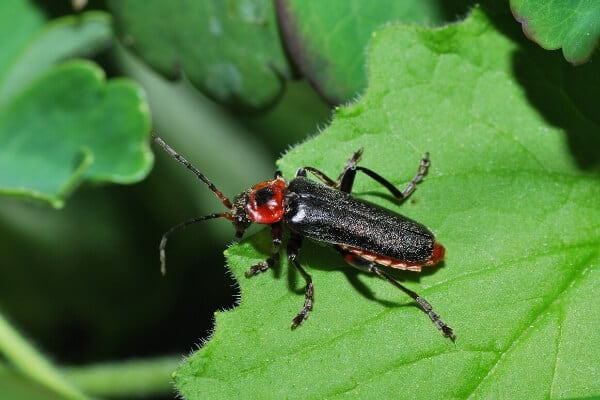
top-left (0, 6), bottom-right (113, 105)
top-left (174, 7), bottom-right (600, 399)
top-left (277, 0), bottom-right (448, 104)
top-left (510, 0), bottom-right (600, 64)
top-left (108, 0), bottom-right (292, 110)
top-left (0, 61), bottom-right (152, 208)
top-left (0, 4), bottom-right (153, 208)
top-left (0, 0), bottom-right (45, 87)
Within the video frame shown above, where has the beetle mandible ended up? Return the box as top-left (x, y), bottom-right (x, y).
top-left (152, 132), bottom-right (454, 340)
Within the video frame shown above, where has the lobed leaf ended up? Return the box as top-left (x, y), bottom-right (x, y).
top-left (0, 3), bottom-right (152, 208)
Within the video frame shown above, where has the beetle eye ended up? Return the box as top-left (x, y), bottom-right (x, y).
top-left (254, 187), bottom-right (274, 205)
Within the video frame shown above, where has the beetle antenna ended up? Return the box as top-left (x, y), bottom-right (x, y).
top-left (159, 212), bottom-right (233, 275)
top-left (151, 132), bottom-right (233, 209)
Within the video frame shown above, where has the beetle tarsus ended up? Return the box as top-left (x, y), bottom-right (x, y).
top-left (245, 261), bottom-right (271, 277)
top-left (415, 297), bottom-right (456, 341)
top-left (398, 152), bottom-right (430, 199)
top-left (291, 281), bottom-right (314, 329)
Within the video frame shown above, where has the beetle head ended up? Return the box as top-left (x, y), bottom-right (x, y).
top-left (234, 176), bottom-right (287, 230)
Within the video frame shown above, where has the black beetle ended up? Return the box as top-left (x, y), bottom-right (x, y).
top-left (152, 133), bottom-right (454, 340)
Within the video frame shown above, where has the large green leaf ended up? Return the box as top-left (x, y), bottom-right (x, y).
top-left (0, 2), bottom-right (152, 208)
top-left (511, 0), bottom-right (600, 64)
top-left (174, 7), bottom-right (599, 399)
top-left (108, 0), bottom-right (292, 110)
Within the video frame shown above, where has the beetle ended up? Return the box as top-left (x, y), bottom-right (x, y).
top-left (152, 132), bottom-right (454, 340)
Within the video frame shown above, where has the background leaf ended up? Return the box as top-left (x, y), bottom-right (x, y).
top-left (108, 0), bottom-right (293, 110)
top-left (0, 4), bottom-right (152, 208)
top-left (0, 6), bottom-right (113, 104)
top-left (510, 0), bottom-right (600, 64)
top-left (2, 2), bottom-right (599, 399)
top-left (0, 61), bottom-right (152, 208)
top-left (175, 7), bottom-right (600, 399)
top-left (276, 0), bottom-right (453, 104)
top-left (0, 1), bottom-right (328, 399)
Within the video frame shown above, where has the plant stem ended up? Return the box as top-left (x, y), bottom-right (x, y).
top-left (0, 311), bottom-right (88, 400)
top-left (61, 355), bottom-right (181, 398)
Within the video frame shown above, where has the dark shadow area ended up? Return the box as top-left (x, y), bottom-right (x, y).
top-left (512, 48), bottom-right (600, 169)
top-left (284, 241), bottom-right (339, 296)
top-left (0, 175), bottom-right (238, 367)
top-left (280, 240), bottom-right (446, 309)
top-left (433, 2), bottom-right (600, 169)
top-left (342, 259), bottom-right (446, 303)
top-left (473, 5), bottom-right (600, 169)
top-left (34, 0), bottom-right (108, 16)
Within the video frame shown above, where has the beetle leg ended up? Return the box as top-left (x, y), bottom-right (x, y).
top-left (337, 247), bottom-right (455, 340)
top-left (296, 166), bottom-right (337, 187)
top-left (245, 223), bottom-right (282, 277)
top-left (296, 148), bottom-right (364, 189)
top-left (339, 153), bottom-right (430, 200)
top-left (287, 234), bottom-right (314, 329)
top-left (299, 150), bottom-right (430, 201)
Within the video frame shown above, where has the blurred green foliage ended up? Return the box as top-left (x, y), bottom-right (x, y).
top-left (0, 1), bottom-right (597, 399)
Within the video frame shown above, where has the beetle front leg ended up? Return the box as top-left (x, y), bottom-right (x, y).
top-left (245, 223), bottom-right (282, 277)
top-left (295, 149), bottom-right (364, 189)
top-left (338, 247), bottom-right (455, 340)
top-left (286, 234), bottom-right (314, 329)
top-left (298, 149), bottom-right (430, 202)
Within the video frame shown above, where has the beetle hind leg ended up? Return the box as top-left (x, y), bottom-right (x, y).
top-left (338, 247), bottom-right (455, 340)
